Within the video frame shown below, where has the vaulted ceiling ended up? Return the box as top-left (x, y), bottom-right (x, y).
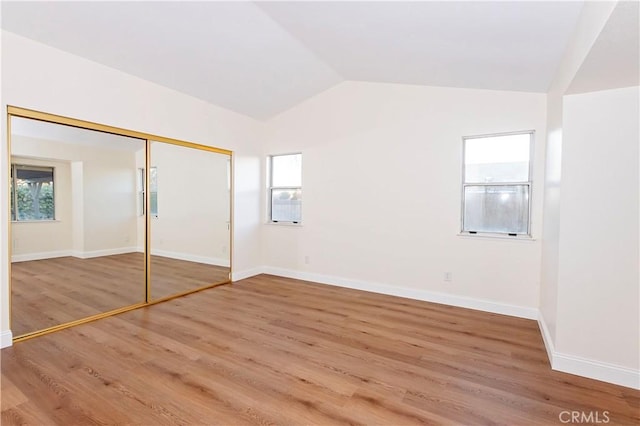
top-left (566, 0), bottom-right (640, 94)
top-left (2, 1), bottom-right (586, 119)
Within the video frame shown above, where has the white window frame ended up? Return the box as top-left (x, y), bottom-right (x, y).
top-left (461, 130), bottom-right (534, 238)
top-left (138, 166), bottom-right (158, 218)
top-left (268, 153), bottom-right (302, 224)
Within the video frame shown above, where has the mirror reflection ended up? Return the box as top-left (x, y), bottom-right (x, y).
top-left (149, 141), bottom-right (231, 300)
top-left (10, 116), bottom-right (146, 336)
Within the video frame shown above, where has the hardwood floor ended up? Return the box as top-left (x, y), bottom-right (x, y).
top-left (11, 253), bottom-right (229, 336)
top-left (2, 274), bottom-right (638, 425)
top-left (150, 255), bottom-right (230, 300)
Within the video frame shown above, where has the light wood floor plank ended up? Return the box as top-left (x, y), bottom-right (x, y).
top-left (11, 253), bottom-right (229, 336)
top-left (2, 274), bottom-right (638, 425)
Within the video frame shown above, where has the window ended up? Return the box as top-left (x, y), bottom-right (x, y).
top-left (462, 131), bottom-right (533, 236)
top-left (11, 164), bottom-right (55, 221)
top-left (150, 166), bottom-right (158, 217)
top-left (137, 168), bottom-right (145, 216)
top-left (269, 153), bottom-right (302, 223)
top-left (138, 167), bottom-right (158, 217)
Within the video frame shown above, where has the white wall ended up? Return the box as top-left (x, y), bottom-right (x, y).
top-left (262, 81), bottom-right (546, 315)
top-left (71, 161), bottom-right (84, 255)
top-left (10, 156), bottom-right (73, 260)
top-left (81, 149), bottom-right (138, 254)
top-left (540, 0), bottom-right (616, 345)
top-left (557, 86), bottom-right (639, 372)
top-left (0, 31), bottom-right (264, 343)
top-left (537, 1), bottom-right (640, 389)
top-left (150, 141), bottom-right (231, 266)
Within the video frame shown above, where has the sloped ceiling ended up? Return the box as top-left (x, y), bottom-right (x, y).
top-left (2, 1), bottom-right (585, 119)
top-left (566, 1), bottom-right (640, 94)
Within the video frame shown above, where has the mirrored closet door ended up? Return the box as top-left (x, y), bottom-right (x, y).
top-left (9, 115), bottom-right (146, 337)
top-left (8, 107), bottom-right (233, 341)
top-left (149, 141), bottom-right (231, 301)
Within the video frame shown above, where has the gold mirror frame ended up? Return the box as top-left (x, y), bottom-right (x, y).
top-left (7, 106), bottom-right (233, 342)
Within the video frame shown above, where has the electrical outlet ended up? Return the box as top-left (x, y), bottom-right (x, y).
top-left (444, 272), bottom-right (452, 282)
top-left (304, 256), bottom-right (310, 265)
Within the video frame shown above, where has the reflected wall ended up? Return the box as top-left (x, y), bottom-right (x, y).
top-left (149, 141), bottom-right (231, 300)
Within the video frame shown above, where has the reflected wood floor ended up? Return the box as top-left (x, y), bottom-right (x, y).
top-left (2, 275), bottom-right (639, 425)
top-left (11, 253), bottom-right (229, 336)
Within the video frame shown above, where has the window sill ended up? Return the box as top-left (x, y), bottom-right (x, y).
top-left (12, 219), bottom-right (61, 224)
top-left (457, 233), bottom-right (536, 242)
top-left (265, 221), bottom-right (302, 227)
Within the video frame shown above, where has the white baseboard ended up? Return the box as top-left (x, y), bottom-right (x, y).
top-left (1, 330), bottom-right (13, 348)
top-left (537, 312), bottom-right (556, 365)
top-left (11, 250), bottom-right (72, 262)
top-left (12, 247), bottom-right (139, 262)
top-left (538, 313), bottom-right (640, 390)
top-left (151, 249), bottom-right (230, 268)
top-left (232, 267), bottom-right (264, 282)
top-left (553, 353), bottom-right (640, 390)
top-left (73, 246), bottom-right (138, 259)
top-left (12, 247), bottom-right (229, 266)
top-left (261, 266), bottom-right (538, 320)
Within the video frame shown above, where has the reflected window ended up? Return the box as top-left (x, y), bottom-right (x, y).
top-left (11, 164), bottom-right (55, 221)
top-left (462, 132), bottom-right (533, 236)
top-left (139, 167), bottom-right (158, 217)
top-left (269, 153), bottom-right (302, 223)
top-left (138, 168), bottom-right (145, 216)
top-left (150, 166), bottom-right (158, 217)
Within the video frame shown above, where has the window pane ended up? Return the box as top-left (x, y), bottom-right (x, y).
top-left (150, 192), bottom-right (158, 216)
top-left (465, 133), bottom-right (530, 183)
top-left (15, 167), bottom-right (54, 220)
top-left (271, 189), bottom-right (302, 222)
top-left (272, 154), bottom-right (302, 187)
top-left (150, 167), bottom-right (158, 216)
top-left (463, 185), bottom-right (529, 234)
top-left (150, 167), bottom-right (158, 192)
